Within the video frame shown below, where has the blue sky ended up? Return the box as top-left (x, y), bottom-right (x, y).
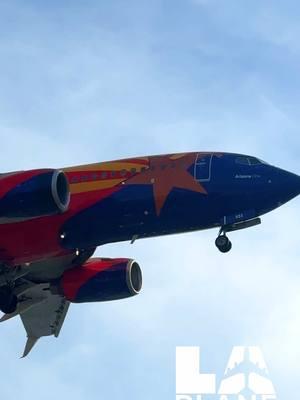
top-left (0, 1), bottom-right (299, 399)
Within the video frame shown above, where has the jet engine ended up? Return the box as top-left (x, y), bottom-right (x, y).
top-left (0, 169), bottom-right (70, 219)
top-left (60, 258), bottom-right (143, 303)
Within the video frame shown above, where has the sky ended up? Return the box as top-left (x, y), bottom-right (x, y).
top-left (0, 0), bottom-right (299, 399)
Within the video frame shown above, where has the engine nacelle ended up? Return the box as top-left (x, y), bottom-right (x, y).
top-left (60, 258), bottom-right (143, 303)
top-left (0, 169), bottom-right (70, 219)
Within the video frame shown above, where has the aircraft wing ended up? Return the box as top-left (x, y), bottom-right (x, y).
top-left (0, 250), bottom-right (95, 357)
top-left (1, 283), bottom-right (70, 357)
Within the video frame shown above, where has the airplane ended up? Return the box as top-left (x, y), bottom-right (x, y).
top-left (0, 151), bottom-right (299, 356)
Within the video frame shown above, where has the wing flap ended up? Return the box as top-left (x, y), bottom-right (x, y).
top-left (21, 292), bottom-right (69, 339)
top-left (1, 283), bottom-right (70, 357)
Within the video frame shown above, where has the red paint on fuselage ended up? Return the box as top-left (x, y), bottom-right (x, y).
top-left (0, 153), bottom-right (199, 265)
top-left (0, 187), bottom-right (120, 265)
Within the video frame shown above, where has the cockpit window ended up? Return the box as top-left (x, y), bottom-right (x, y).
top-left (258, 158), bottom-right (269, 165)
top-left (235, 156), bottom-right (268, 166)
top-left (235, 157), bottom-right (250, 165)
top-left (248, 157), bottom-right (262, 165)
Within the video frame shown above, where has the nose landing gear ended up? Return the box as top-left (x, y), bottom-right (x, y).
top-left (215, 226), bottom-right (232, 253)
top-left (215, 217), bottom-right (262, 253)
top-left (215, 231), bottom-right (232, 253)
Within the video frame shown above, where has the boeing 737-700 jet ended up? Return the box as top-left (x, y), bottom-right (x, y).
top-left (0, 152), bottom-right (299, 356)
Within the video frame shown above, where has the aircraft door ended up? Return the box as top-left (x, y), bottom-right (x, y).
top-left (194, 153), bottom-right (213, 182)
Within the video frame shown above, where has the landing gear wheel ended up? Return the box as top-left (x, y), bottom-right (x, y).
top-left (215, 235), bottom-right (232, 253)
top-left (0, 286), bottom-right (18, 314)
top-left (1, 295), bottom-right (17, 314)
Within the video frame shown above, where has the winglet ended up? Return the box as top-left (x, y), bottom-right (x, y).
top-left (21, 336), bottom-right (39, 358)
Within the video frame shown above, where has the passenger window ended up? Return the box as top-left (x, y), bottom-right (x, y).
top-left (131, 168), bottom-right (137, 175)
top-left (120, 169), bottom-right (127, 177)
top-left (101, 172), bottom-right (107, 179)
top-left (111, 171), bottom-right (116, 178)
top-left (71, 176), bottom-right (79, 184)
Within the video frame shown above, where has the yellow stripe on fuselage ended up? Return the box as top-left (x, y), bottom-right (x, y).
top-left (64, 160), bottom-right (149, 173)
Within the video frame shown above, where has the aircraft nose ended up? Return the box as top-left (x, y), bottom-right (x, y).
top-left (271, 167), bottom-right (300, 204)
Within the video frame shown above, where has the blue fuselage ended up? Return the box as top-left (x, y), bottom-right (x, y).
top-left (60, 152), bottom-right (300, 251)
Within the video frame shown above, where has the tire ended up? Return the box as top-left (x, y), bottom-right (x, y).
top-left (215, 235), bottom-right (229, 248)
top-left (1, 295), bottom-right (17, 314)
top-left (0, 287), bottom-right (18, 314)
top-left (216, 236), bottom-right (232, 253)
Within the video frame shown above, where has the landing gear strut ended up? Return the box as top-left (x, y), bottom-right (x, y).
top-left (215, 217), bottom-right (262, 253)
top-left (0, 286), bottom-right (18, 314)
top-left (215, 231), bottom-right (232, 253)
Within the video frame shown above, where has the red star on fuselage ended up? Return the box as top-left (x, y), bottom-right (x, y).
top-left (124, 153), bottom-right (208, 215)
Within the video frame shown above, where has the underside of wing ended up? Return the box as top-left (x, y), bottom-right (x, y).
top-left (0, 249), bottom-right (96, 357)
top-left (1, 283), bottom-right (70, 357)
